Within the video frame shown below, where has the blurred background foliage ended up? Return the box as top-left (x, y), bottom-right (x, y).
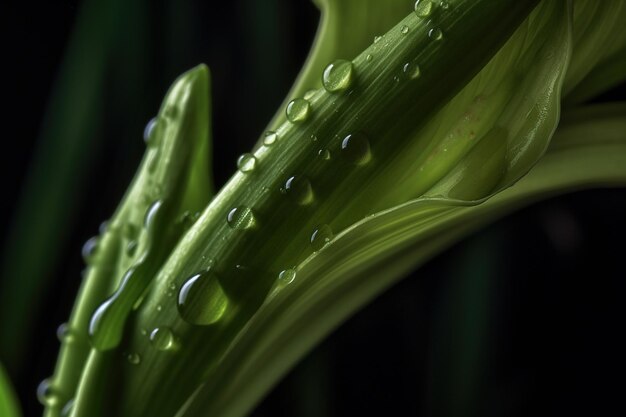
top-left (1, 1), bottom-right (624, 416)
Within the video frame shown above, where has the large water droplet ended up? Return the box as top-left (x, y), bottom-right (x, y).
top-left (322, 59), bottom-right (354, 93)
top-left (81, 236), bottom-right (99, 265)
top-left (341, 132), bottom-right (371, 165)
top-left (429, 28), bottom-right (443, 41)
top-left (284, 176), bottom-right (314, 205)
top-left (311, 225), bottom-right (333, 251)
top-left (286, 98), bottom-right (311, 123)
top-left (263, 131), bottom-right (278, 146)
top-left (403, 60), bottom-right (421, 79)
top-left (400, 25), bottom-right (409, 35)
top-left (37, 378), bottom-right (60, 407)
top-left (150, 327), bottom-right (177, 351)
top-left (143, 117), bottom-right (159, 147)
top-left (227, 206), bottom-right (256, 229)
top-left (177, 269), bottom-right (229, 325)
top-left (127, 352), bottom-right (141, 365)
top-left (414, 0), bottom-right (434, 17)
top-left (237, 153), bottom-right (257, 173)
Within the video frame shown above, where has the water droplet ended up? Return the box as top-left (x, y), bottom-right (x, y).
top-left (127, 352), bottom-right (141, 365)
top-left (403, 60), bottom-right (421, 79)
top-left (143, 117), bottom-right (159, 146)
top-left (81, 236), bottom-right (99, 264)
top-left (56, 322), bottom-right (72, 343)
top-left (227, 206), bottom-right (256, 229)
top-left (278, 269), bottom-right (296, 285)
top-left (310, 134), bottom-right (318, 142)
top-left (429, 28), bottom-right (443, 41)
top-left (99, 221), bottom-right (109, 235)
top-left (37, 378), bottom-right (60, 407)
top-left (237, 153), bottom-right (257, 173)
top-left (177, 269), bottom-right (229, 325)
top-left (366, 54), bottom-right (373, 62)
top-left (126, 240), bottom-right (138, 257)
top-left (286, 98), bottom-right (311, 123)
top-left (61, 399), bottom-right (74, 417)
top-left (322, 59), bottom-right (354, 93)
top-left (414, 0), bottom-right (434, 17)
top-left (374, 35), bottom-right (383, 44)
top-left (318, 149), bottom-right (331, 160)
top-left (440, 1), bottom-right (449, 10)
top-left (311, 225), bottom-right (333, 251)
top-left (263, 131), bottom-right (278, 146)
top-left (341, 132), bottom-right (371, 165)
top-left (284, 176), bottom-right (314, 205)
top-left (393, 75), bottom-right (400, 83)
top-left (400, 25), bottom-right (409, 34)
top-left (150, 327), bottom-right (177, 351)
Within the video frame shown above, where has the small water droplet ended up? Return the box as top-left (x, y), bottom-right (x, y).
top-left (263, 131), bottom-right (278, 146)
top-left (310, 134), bottom-right (318, 142)
top-left (341, 132), bottom-right (371, 165)
top-left (150, 327), bottom-right (177, 351)
top-left (56, 322), bottom-right (72, 343)
top-left (393, 75), bottom-right (401, 83)
top-left (227, 206), bottom-right (256, 229)
top-left (401, 25), bottom-right (409, 34)
top-left (286, 98), bottom-right (311, 123)
top-left (322, 59), bottom-right (355, 93)
top-left (126, 240), bottom-right (138, 257)
top-left (127, 352), bottom-right (141, 365)
top-left (37, 378), bottom-right (60, 407)
top-left (284, 176), bottom-right (314, 205)
top-left (237, 153), bottom-right (257, 173)
top-left (414, 0), bottom-right (434, 17)
top-left (366, 54), bottom-right (373, 62)
top-left (374, 35), bottom-right (383, 44)
top-left (311, 225), bottom-right (333, 251)
top-left (81, 236), bottom-right (99, 264)
top-left (278, 269), bottom-right (296, 285)
top-left (403, 60), bottom-right (421, 79)
top-left (60, 399), bottom-right (74, 417)
top-left (98, 221), bottom-right (109, 235)
top-left (143, 117), bottom-right (159, 146)
top-left (318, 149), bottom-right (331, 160)
top-left (440, 1), bottom-right (449, 10)
top-left (428, 28), bottom-right (443, 41)
top-left (178, 268), bottom-right (229, 325)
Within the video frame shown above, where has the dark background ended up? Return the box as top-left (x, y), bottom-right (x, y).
top-left (1, 1), bottom-right (624, 416)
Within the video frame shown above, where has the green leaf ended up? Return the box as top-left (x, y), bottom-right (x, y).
top-left (180, 103), bottom-right (626, 417)
top-left (0, 363), bottom-right (21, 417)
top-left (45, 65), bottom-right (212, 417)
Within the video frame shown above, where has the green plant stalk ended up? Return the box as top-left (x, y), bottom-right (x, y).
top-left (57, 1), bottom-right (549, 415)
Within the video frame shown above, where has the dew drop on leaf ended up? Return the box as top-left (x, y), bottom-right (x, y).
top-left (150, 327), bottom-right (177, 351)
top-left (403, 60), bottom-right (421, 79)
top-left (227, 206), bottom-right (256, 229)
top-left (37, 378), bottom-right (60, 407)
top-left (278, 269), bottom-right (296, 285)
top-left (286, 98), bottom-right (311, 123)
top-left (177, 268), bottom-right (229, 325)
top-left (284, 176), bottom-right (314, 205)
top-left (263, 131), bottom-right (278, 146)
top-left (143, 117), bottom-right (159, 147)
top-left (322, 59), bottom-right (355, 93)
top-left (127, 352), bottom-right (141, 365)
top-left (81, 236), bottom-right (99, 265)
top-left (400, 25), bottom-right (409, 35)
top-left (341, 132), bottom-right (372, 165)
top-left (429, 28), bottom-right (443, 41)
top-left (311, 225), bottom-right (333, 251)
top-left (237, 153), bottom-right (257, 173)
top-left (414, 0), bottom-right (435, 17)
